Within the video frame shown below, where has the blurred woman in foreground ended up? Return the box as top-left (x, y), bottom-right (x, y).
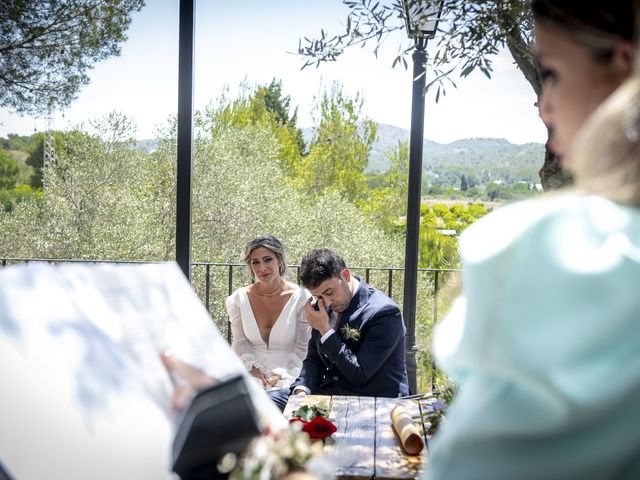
top-left (429, 1), bottom-right (640, 478)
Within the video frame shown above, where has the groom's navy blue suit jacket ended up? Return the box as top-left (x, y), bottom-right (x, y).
top-left (291, 278), bottom-right (409, 397)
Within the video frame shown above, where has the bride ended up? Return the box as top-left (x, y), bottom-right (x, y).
top-left (226, 234), bottom-right (311, 390)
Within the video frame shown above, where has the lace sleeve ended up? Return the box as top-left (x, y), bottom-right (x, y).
top-left (226, 291), bottom-right (263, 372)
top-left (285, 289), bottom-right (312, 377)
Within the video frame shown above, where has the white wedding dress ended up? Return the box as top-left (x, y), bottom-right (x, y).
top-left (226, 286), bottom-right (311, 390)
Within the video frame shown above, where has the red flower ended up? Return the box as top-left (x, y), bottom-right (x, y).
top-left (301, 415), bottom-right (337, 439)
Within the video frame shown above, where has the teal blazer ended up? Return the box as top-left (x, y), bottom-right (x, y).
top-left (428, 194), bottom-right (640, 480)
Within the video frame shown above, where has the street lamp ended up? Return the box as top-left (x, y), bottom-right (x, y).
top-left (401, 0), bottom-right (443, 394)
top-left (403, 0), bottom-right (443, 40)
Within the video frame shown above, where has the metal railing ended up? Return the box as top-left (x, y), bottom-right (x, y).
top-left (1, 257), bottom-right (460, 392)
top-left (190, 262), bottom-right (458, 332)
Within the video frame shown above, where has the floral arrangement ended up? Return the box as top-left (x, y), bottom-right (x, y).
top-left (340, 325), bottom-right (360, 342)
top-left (421, 371), bottom-right (459, 436)
top-left (422, 398), bottom-right (446, 436)
top-left (226, 402), bottom-right (337, 480)
top-left (290, 403), bottom-right (337, 440)
top-left (227, 426), bottom-right (323, 480)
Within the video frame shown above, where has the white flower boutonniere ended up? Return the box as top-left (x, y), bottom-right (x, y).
top-left (340, 324), bottom-right (361, 342)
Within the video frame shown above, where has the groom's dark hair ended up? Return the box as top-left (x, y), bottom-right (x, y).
top-left (299, 248), bottom-right (347, 289)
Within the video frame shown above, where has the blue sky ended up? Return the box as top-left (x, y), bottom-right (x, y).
top-left (0, 0), bottom-right (547, 145)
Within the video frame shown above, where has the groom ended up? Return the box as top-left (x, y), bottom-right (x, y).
top-left (269, 248), bottom-right (409, 411)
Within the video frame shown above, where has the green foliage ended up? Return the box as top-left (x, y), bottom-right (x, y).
top-left (0, 110), bottom-right (402, 270)
top-left (0, 133), bottom-right (36, 151)
top-left (25, 133), bottom-right (44, 188)
top-left (8, 149), bottom-right (33, 186)
top-left (420, 370), bottom-right (460, 435)
top-left (25, 132), bottom-right (70, 189)
top-left (460, 174), bottom-right (468, 191)
top-left (188, 121), bottom-right (401, 269)
top-left (202, 80), bottom-right (304, 175)
top-left (40, 114), bottom-right (163, 259)
top-left (414, 267), bottom-right (461, 393)
top-left (368, 128), bottom-right (544, 197)
top-left (0, 0), bottom-right (145, 114)
top-left (262, 79), bottom-right (307, 155)
top-left (297, 83), bottom-right (376, 204)
top-left (419, 227), bottom-right (459, 269)
top-left (0, 114), bottom-right (172, 260)
top-left (433, 369), bottom-right (460, 405)
top-left (291, 403), bottom-right (330, 421)
top-left (296, 1), bottom-right (576, 189)
top-left (0, 150), bottom-right (19, 190)
top-left (484, 181), bottom-right (540, 200)
top-left (0, 185), bottom-right (41, 213)
top-left (363, 140), bottom-right (408, 232)
top-left (419, 202), bottom-right (488, 268)
top-left (297, 1), bottom-right (538, 98)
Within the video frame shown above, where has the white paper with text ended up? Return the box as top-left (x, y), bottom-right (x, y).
top-left (0, 262), bottom-right (282, 480)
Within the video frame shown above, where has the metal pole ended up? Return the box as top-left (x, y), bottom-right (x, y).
top-left (403, 39), bottom-right (428, 395)
top-left (176, 0), bottom-right (195, 280)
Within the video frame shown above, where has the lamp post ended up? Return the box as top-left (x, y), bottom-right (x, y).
top-left (176, 0), bottom-right (195, 280)
top-left (401, 0), bottom-right (443, 394)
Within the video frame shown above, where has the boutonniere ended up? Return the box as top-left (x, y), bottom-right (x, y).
top-left (340, 324), bottom-right (361, 342)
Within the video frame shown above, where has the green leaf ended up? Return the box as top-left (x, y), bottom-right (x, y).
top-left (291, 403), bottom-right (331, 422)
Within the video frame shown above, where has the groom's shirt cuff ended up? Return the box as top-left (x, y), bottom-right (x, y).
top-left (320, 328), bottom-right (335, 343)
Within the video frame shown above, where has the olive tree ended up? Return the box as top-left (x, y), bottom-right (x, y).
top-left (297, 0), bottom-right (570, 189)
top-left (0, 108), bottom-right (403, 266)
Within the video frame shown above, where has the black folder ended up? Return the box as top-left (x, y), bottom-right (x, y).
top-left (172, 375), bottom-right (262, 480)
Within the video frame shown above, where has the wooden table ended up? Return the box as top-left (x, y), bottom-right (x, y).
top-left (284, 395), bottom-right (432, 480)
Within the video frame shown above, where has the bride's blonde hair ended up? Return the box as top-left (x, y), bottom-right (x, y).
top-left (570, 74), bottom-right (640, 208)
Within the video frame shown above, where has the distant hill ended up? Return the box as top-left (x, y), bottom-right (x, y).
top-left (303, 123), bottom-right (545, 185)
top-left (139, 123), bottom-right (544, 185)
top-left (135, 139), bottom-right (158, 154)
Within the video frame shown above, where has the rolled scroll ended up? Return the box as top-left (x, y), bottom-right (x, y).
top-left (390, 404), bottom-right (424, 455)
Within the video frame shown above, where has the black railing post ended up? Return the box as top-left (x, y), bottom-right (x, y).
top-left (176, 0), bottom-right (195, 280)
top-left (403, 39), bottom-right (428, 395)
top-left (227, 265), bottom-right (234, 342)
top-left (432, 270), bottom-right (439, 391)
top-left (205, 264), bottom-right (210, 312)
top-left (433, 270), bottom-right (439, 328)
top-left (227, 264), bottom-right (234, 295)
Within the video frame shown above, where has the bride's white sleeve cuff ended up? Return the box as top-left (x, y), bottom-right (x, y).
top-left (239, 354), bottom-right (264, 373)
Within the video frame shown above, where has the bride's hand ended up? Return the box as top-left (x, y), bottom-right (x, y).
top-left (266, 373), bottom-right (281, 388)
top-left (250, 366), bottom-right (269, 388)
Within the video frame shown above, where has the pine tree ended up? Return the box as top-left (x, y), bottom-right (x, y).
top-left (460, 174), bottom-right (468, 192)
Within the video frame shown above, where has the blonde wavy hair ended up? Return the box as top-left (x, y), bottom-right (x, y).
top-left (570, 75), bottom-right (640, 208)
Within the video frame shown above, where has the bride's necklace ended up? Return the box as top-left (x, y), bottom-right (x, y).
top-left (256, 279), bottom-right (284, 297)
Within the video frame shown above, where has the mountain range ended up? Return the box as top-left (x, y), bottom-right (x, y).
top-left (136, 123), bottom-right (547, 185)
top-left (301, 123), bottom-right (546, 184)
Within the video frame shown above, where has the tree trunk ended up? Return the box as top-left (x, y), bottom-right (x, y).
top-left (497, 2), bottom-right (572, 191)
top-left (540, 143), bottom-right (574, 190)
